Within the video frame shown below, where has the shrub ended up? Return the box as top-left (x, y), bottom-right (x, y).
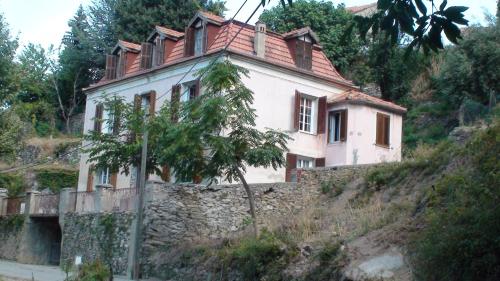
top-left (305, 241), bottom-right (347, 280)
top-left (0, 215), bottom-right (25, 230)
top-left (35, 168), bottom-right (78, 193)
top-left (410, 121), bottom-right (500, 281)
top-left (0, 173), bottom-right (25, 197)
top-left (320, 177), bottom-right (347, 197)
top-left (74, 260), bottom-right (110, 281)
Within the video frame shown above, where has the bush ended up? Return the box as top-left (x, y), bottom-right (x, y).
top-left (35, 168), bottom-right (78, 193)
top-left (0, 173), bottom-right (25, 197)
top-left (305, 241), bottom-right (347, 280)
top-left (320, 177), bottom-right (346, 197)
top-left (74, 260), bottom-right (110, 281)
top-left (410, 121), bottom-right (500, 281)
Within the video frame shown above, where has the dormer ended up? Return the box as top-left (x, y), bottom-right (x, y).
top-left (184, 11), bottom-right (224, 57)
top-left (147, 26), bottom-right (184, 67)
top-left (283, 27), bottom-right (320, 71)
top-left (105, 40), bottom-right (141, 80)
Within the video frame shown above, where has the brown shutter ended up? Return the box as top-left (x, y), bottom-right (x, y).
top-left (110, 172), bottom-right (118, 189)
top-left (149, 91), bottom-right (156, 116)
top-left (315, 158), bottom-right (325, 167)
top-left (86, 165), bottom-right (94, 192)
top-left (304, 42), bottom-right (312, 70)
top-left (161, 165), bottom-right (170, 182)
top-left (285, 153), bottom-right (297, 182)
top-left (140, 42), bottom-right (153, 69)
top-left (384, 115), bottom-right (390, 146)
top-left (293, 91), bottom-right (301, 131)
top-left (317, 96), bottom-right (327, 134)
top-left (171, 85), bottom-right (181, 122)
top-left (184, 27), bottom-right (195, 56)
top-left (340, 110), bottom-right (348, 141)
top-left (376, 113), bottom-right (384, 145)
top-left (105, 55), bottom-right (118, 80)
top-left (202, 22), bottom-right (208, 53)
top-left (128, 95), bottom-right (142, 143)
top-left (194, 79), bottom-right (200, 97)
top-left (155, 37), bottom-right (164, 66)
top-left (117, 51), bottom-right (126, 78)
top-left (94, 104), bottom-right (104, 132)
top-left (295, 39), bottom-right (304, 68)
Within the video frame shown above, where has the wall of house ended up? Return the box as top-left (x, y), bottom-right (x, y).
top-left (78, 54), bottom-right (351, 190)
top-left (325, 104), bottom-right (403, 166)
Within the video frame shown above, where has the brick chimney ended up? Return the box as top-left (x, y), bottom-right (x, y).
top-left (254, 20), bottom-right (266, 58)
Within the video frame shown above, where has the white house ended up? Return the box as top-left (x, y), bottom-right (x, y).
top-left (77, 11), bottom-right (406, 191)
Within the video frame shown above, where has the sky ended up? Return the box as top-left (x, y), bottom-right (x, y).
top-left (0, 0), bottom-right (497, 51)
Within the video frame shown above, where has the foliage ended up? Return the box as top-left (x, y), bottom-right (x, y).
top-left (411, 120), bottom-right (500, 281)
top-left (0, 13), bottom-right (19, 107)
top-left (0, 173), bottom-right (25, 197)
top-left (35, 168), bottom-right (78, 193)
top-left (115, 0), bottom-right (226, 43)
top-left (220, 230), bottom-right (295, 280)
top-left (305, 241), bottom-right (347, 280)
top-left (74, 260), bottom-right (110, 281)
top-left (0, 109), bottom-right (24, 161)
top-left (354, 0), bottom-right (469, 53)
top-left (98, 214), bottom-right (116, 278)
top-left (16, 43), bottom-right (52, 103)
top-left (260, 0), bottom-right (362, 73)
top-left (320, 177), bottom-right (346, 197)
top-left (0, 215), bottom-right (25, 230)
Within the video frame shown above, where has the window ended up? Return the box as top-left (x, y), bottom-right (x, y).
top-left (181, 82), bottom-right (198, 103)
top-left (299, 96), bottom-right (313, 133)
top-left (376, 112), bottom-right (390, 147)
top-left (101, 109), bottom-right (112, 134)
top-left (297, 157), bottom-right (314, 169)
top-left (194, 27), bottom-right (203, 56)
top-left (328, 110), bottom-right (347, 143)
top-left (295, 36), bottom-right (312, 70)
top-left (97, 167), bottom-right (110, 185)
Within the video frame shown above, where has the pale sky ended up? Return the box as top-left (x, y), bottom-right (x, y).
top-left (0, 0), bottom-right (497, 51)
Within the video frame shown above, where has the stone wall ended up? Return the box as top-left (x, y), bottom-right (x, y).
top-left (297, 164), bottom-right (377, 187)
top-left (0, 216), bottom-right (24, 260)
top-left (60, 212), bottom-right (135, 274)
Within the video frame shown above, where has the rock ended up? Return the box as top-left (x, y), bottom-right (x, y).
top-left (346, 254), bottom-right (405, 280)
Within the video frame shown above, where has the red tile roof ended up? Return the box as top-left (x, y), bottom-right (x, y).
top-left (88, 13), bottom-right (356, 91)
top-left (199, 11), bottom-right (225, 24)
top-left (156, 26), bottom-right (184, 39)
top-left (346, 3), bottom-right (378, 14)
top-left (118, 40), bottom-right (141, 52)
top-left (328, 89), bottom-right (407, 114)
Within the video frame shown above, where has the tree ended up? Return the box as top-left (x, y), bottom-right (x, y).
top-left (260, 0), bottom-right (362, 73)
top-left (85, 61), bottom-right (291, 237)
top-left (155, 61), bottom-right (290, 236)
top-left (0, 13), bottom-right (19, 107)
top-left (53, 6), bottom-right (97, 133)
top-left (114, 0), bottom-right (226, 43)
top-left (16, 43), bottom-right (52, 103)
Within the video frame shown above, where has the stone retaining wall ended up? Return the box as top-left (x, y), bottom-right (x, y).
top-left (0, 216), bottom-right (24, 260)
top-left (297, 164), bottom-right (377, 187)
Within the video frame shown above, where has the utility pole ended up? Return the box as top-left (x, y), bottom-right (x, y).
top-left (132, 127), bottom-right (148, 280)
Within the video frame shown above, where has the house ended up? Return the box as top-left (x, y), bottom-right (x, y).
top-left (77, 11), bottom-right (406, 191)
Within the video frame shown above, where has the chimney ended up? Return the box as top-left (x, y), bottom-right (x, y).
top-left (254, 21), bottom-right (266, 58)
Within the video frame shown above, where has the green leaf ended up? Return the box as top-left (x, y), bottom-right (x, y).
top-left (439, 0), bottom-right (448, 11)
top-left (415, 0), bottom-right (427, 15)
top-left (443, 21), bottom-right (462, 44)
top-left (443, 6), bottom-right (469, 19)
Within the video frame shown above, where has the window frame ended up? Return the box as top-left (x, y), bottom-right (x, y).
top-left (296, 157), bottom-right (314, 169)
top-left (328, 109), bottom-right (347, 144)
top-left (180, 81), bottom-right (198, 103)
top-left (97, 167), bottom-right (111, 186)
top-left (193, 21), bottom-right (204, 56)
top-left (298, 95), bottom-right (316, 134)
top-left (375, 112), bottom-right (391, 148)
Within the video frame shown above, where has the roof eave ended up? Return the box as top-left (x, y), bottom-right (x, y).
top-left (328, 99), bottom-right (407, 115)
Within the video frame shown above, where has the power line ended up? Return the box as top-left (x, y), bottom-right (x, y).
top-left (1, 0), bottom-right (263, 174)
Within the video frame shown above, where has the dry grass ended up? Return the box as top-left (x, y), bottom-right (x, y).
top-left (26, 137), bottom-right (80, 157)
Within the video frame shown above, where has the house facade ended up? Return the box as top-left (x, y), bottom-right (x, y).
top-left (77, 11), bottom-right (406, 191)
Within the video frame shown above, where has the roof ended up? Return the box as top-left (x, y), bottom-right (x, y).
top-left (346, 3), bottom-right (378, 14)
top-left (282, 27), bottom-right (320, 44)
top-left (147, 26), bottom-right (184, 42)
top-left (199, 11), bottom-right (225, 24)
top-left (112, 40), bottom-right (141, 54)
top-left (328, 90), bottom-right (407, 114)
top-left (87, 15), bottom-right (355, 91)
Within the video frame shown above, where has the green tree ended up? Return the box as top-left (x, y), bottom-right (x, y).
top-left (260, 0), bottom-right (362, 73)
top-left (85, 62), bottom-right (291, 237)
top-left (114, 0), bottom-right (226, 43)
top-left (16, 43), bottom-right (51, 103)
top-left (0, 13), bottom-right (19, 107)
top-left (155, 61), bottom-right (290, 236)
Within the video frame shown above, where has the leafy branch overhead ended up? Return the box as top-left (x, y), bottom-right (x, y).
top-left (355, 0), bottom-right (469, 52)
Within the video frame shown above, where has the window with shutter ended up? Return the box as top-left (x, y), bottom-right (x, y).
top-left (285, 153), bottom-right (297, 182)
top-left (154, 37), bottom-right (165, 66)
top-left (94, 104), bottom-right (104, 133)
top-left (117, 50), bottom-right (126, 78)
top-left (376, 113), bottom-right (390, 147)
top-left (317, 96), bottom-right (327, 134)
top-left (105, 55), bottom-right (118, 80)
top-left (293, 36), bottom-right (313, 70)
top-left (140, 42), bottom-right (153, 69)
top-left (86, 165), bottom-right (94, 192)
top-left (328, 110), bottom-right (348, 143)
top-left (295, 39), bottom-right (304, 68)
top-left (184, 27), bottom-right (195, 56)
top-left (110, 172), bottom-right (118, 189)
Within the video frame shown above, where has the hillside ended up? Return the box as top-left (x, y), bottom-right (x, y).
top-left (146, 114), bottom-right (499, 281)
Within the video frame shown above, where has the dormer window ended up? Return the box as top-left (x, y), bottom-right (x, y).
top-left (153, 36), bottom-right (165, 66)
top-left (295, 35), bottom-right (312, 70)
top-left (194, 24), bottom-right (204, 56)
